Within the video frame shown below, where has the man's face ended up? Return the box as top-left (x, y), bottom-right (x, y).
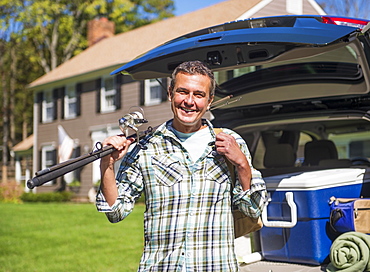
top-left (169, 72), bottom-right (214, 133)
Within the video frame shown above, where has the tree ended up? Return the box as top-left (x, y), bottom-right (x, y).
top-left (0, 0), bottom-right (174, 181)
top-left (317, 0), bottom-right (370, 20)
top-left (0, 0), bottom-right (175, 74)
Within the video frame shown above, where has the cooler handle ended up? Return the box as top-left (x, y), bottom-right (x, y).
top-left (261, 192), bottom-right (297, 228)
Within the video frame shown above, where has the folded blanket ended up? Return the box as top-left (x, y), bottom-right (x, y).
top-left (326, 231), bottom-right (370, 272)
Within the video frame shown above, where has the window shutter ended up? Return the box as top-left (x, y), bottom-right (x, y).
top-left (139, 81), bottom-right (145, 106)
top-left (51, 149), bottom-right (57, 185)
top-left (115, 75), bottom-right (122, 110)
top-left (96, 79), bottom-right (101, 113)
top-left (52, 88), bottom-right (59, 120)
top-left (38, 149), bottom-right (42, 172)
top-left (161, 78), bottom-right (168, 102)
top-left (37, 92), bottom-right (43, 123)
top-left (76, 83), bottom-right (82, 116)
top-left (60, 87), bottom-right (65, 119)
top-left (72, 146), bottom-right (81, 182)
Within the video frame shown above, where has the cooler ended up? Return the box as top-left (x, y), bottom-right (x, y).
top-left (259, 168), bottom-right (370, 265)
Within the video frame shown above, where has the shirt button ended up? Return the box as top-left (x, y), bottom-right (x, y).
top-left (187, 252), bottom-right (191, 258)
top-left (190, 212), bottom-right (194, 216)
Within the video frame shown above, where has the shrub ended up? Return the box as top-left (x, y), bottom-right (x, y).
top-left (20, 191), bottom-right (73, 203)
top-left (0, 181), bottom-right (23, 203)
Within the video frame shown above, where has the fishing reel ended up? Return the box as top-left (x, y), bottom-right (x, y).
top-left (118, 107), bottom-right (148, 141)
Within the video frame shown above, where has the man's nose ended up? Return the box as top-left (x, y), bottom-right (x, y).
top-left (184, 93), bottom-right (194, 105)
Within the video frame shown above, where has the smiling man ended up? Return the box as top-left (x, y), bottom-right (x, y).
top-left (96, 60), bottom-right (266, 272)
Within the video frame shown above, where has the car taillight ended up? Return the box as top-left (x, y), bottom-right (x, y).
top-left (321, 16), bottom-right (370, 30)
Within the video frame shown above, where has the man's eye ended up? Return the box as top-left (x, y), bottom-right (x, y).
top-left (176, 90), bottom-right (187, 95)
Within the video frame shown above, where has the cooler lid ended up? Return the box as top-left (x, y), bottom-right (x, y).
top-left (263, 168), bottom-right (366, 191)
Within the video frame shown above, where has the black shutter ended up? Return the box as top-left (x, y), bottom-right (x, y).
top-left (38, 149), bottom-right (42, 172)
top-left (52, 148), bottom-right (57, 185)
top-left (139, 80), bottom-right (145, 106)
top-left (96, 79), bottom-right (101, 113)
top-left (52, 89), bottom-right (58, 120)
top-left (115, 75), bottom-right (122, 110)
top-left (37, 92), bottom-right (43, 123)
top-left (161, 78), bottom-right (168, 102)
top-left (76, 83), bottom-right (82, 116)
top-left (60, 87), bottom-right (65, 119)
top-left (72, 146), bottom-right (81, 182)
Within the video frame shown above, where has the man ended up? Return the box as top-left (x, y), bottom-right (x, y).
top-left (96, 60), bottom-right (266, 271)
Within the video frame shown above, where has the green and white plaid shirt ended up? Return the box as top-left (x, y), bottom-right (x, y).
top-left (96, 119), bottom-right (266, 272)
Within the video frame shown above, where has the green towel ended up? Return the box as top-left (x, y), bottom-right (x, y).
top-left (326, 232), bottom-right (370, 272)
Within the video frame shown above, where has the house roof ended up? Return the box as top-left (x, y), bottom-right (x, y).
top-left (13, 134), bottom-right (34, 152)
top-left (28, 0), bottom-right (325, 89)
top-left (28, 0), bottom-right (267, 88)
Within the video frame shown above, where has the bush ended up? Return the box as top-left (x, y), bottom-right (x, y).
top-left (0, 181), bottom-right (23, 203)
top-left (20, 191), bottom-right (73, 203)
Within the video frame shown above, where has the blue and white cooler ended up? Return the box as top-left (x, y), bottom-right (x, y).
top-left (259, 168), bottom-right (370, 265)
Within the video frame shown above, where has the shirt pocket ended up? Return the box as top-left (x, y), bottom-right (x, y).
top-left (205, 156), bottom-right (230, 184)
top-left (151, 155), bottom-right (183, 186)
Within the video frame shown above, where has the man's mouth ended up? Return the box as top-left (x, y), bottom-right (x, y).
top-left (180, 107), bottom-right (196, 113)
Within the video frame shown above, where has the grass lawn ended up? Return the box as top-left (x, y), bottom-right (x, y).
top-left (0, 202), bottom-right (145, 272)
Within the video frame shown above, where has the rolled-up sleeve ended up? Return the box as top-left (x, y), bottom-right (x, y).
top-left (230, 132), bottom-right (267, 218)
top-left (95, 156), bottom-right (144, 223)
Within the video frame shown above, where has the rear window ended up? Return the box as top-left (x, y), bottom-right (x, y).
top-left (216, 44), bottom-right (363, 95)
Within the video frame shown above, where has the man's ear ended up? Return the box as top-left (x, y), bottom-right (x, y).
top-left (167, 88), bottom-right (172, 101)
top-left (207, 96), bottom-right (214, 109)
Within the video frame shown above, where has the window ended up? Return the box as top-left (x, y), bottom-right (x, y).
top-left (64, 85), bottom-right (77, 119)
top-left (144, 79), bottom-right (163, 106)
top-left (41, 145), bottom-right (56, 185)
top-left (101, 77), bottom-right (117, 113)
top-left (42, 90), bottom-right (54, 123)
top-left (286, 0), bottom-right (302, 15)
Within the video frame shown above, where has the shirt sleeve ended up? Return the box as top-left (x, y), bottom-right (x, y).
top-left (95, 151), bottom-right (144, 223)
top-left (227, 130), bottom-right (267, 218)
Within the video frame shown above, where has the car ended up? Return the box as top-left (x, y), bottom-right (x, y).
top-left (112, 15), bottom-right (370, 271)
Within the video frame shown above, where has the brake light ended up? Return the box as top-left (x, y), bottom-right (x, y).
top-left (321, 16), bottom-right (370, 30)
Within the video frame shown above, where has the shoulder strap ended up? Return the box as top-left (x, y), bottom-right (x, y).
top-left (213, 128), bottom-right (236, 186)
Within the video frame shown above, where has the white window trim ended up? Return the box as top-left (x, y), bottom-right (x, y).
top-left (64, 84), bottom-right (77, 119)
top-left (101, 76), bottom-right (116, 113)
top-left (286, 0), bottom-right (302, 15)
top-left (144, 79), bottom-right (162, 106)
top-left (42, 90), bottom-right (54, 123)
top-left (91, 127), bottom-right (122, 185)
top-left (41, 145), bottom-right (55, 186)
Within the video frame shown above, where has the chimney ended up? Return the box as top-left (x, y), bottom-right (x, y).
top-left (87, 17), bottom-right (115, 47)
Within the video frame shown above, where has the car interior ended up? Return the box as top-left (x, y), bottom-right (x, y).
top-left (231, 117), bottom-right (370, 177)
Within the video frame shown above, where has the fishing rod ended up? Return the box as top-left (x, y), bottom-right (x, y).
top-left (26, 108), bottom-right (152, 189)
top-left (26, 95), bottom-right (239, 189)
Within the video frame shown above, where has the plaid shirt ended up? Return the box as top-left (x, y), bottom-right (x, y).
top-left (96, 119), bottom-right (266, 272)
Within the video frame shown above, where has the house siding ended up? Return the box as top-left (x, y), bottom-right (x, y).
top-left (35, 77), bottom-right (173, 197)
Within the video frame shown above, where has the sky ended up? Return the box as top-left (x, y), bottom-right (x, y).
top-left (173, 0), bottom-right (226, 16)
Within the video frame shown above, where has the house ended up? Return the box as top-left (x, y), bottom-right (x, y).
top-left (28, 0), bottom-right (325, 199)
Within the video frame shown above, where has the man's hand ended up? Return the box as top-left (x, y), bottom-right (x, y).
top-left (215, 132), bottom-right (251, 190)
top-left (100, 135), bottom-right (135, 169)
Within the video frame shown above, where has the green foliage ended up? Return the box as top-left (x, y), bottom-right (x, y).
top-left (0, 181), bottom-right (23, 203)
top-left (0, 203), bottom-right (145, 272)
top-left (0, 0), bottom-right (174, 162)
top-left (0, 0), bottom-right (174, 73)
top-left (20, 191), bottom-right (73, 202)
